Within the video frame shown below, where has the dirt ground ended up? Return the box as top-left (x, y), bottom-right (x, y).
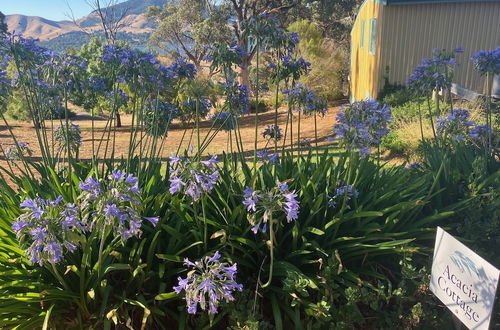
top-left (0, 105), bottom-right (344, 169)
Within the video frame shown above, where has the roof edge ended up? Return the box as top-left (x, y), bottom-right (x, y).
top-left (376, 0), bottom-right (500, 5)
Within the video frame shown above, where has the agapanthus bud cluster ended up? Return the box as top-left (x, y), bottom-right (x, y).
top-left (54, 122), bottom-right (82, 153)
top-left (210, 112), bottom-right (237, 131)
top-left (5, 142), bottom-right (32, 160)
top-left (262, 125), bottom-right (283, 141)
top-left (169, 154), bottom-right (220, 201)
top-left (333, 100), bottom-right (392, 157)
top-left (436, 108), bottom-right (491, 142)
top-left (12, 196), bottom-right (85, 265)
top-left (79, 171), bottom-right (158, 241)
top-left (243, 181), bottom-right (299, 234)
top-left (327, 185), bottom-right (359, 209)
top-left (283, 83), bottom-right (328, 116)
top-left (471, 47), bottom-right (500, 75)
top-left (143, 99), bottom-right (178, 136)
top-left (219, 78), bottom-right (250, 114)
top-left (174, 251), bottom-right (242, 315)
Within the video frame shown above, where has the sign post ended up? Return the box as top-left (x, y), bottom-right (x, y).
top-left (430, 227), bottom-right (499, 330)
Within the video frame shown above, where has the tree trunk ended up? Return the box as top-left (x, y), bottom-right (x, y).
top-left (116, 112), bottom-right (122, 128)
top-left (239, 58), bottom-right (251, 89)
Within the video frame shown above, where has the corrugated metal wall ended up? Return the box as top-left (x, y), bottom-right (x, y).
top-left (380, 2), bottom-right (500, 96)
top-left (350, 0), bottom-right (383, 101)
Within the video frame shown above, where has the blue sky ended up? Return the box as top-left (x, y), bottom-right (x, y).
top-left (1, 0), bottom-right (126, 21)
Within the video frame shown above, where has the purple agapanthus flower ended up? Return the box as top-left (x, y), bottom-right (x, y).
top-left (471, 47), bottom-right (500, 75)
top-left (168, 152), bottom-right (220, 201)
top-left (242, 181), bottom-right (300, 234)
top-left (78, 171), bottom-right (158, 242)
top-left (327, 184), bottom-right (359, 209)
top-left (333, 100), bottom-right (391, 157)
top-left (174, 251), bottom-right (242, 315)
top-left (13, 196), bottom-right (85, 266)
top-left (436, 108), bottom-right (475, 142)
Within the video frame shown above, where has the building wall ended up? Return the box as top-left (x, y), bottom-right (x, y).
top-left (350, 0), bottom-right (384, 101)
top-left (379, 1), bottom-right (500, 97)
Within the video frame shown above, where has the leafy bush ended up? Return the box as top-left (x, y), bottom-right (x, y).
top-left (381, 130), bottom-right (409, 156)
top-left (248, 98), bottom-right (268, 113)
top-left (378, 83), bottom-right (413, 107)
top-left (288, 20), bottom-right (346, 102)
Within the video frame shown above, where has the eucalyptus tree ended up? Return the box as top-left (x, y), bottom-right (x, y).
top-left (147, 0), bottom-right (232, 74)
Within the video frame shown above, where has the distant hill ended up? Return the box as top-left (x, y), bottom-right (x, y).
top-left (6, 0), bottom-right (165, 50)
top-left (38, 31), bottom-right (157, 53)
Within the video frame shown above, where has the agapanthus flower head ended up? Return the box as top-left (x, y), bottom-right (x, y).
top-left (243, 180), bottom-right (300, 234)
top-left (327, 184), bottom-right (359, 209)
top-left (219, 78), bottom-right (250, 114)
top-left (79, 171), bottom-right (158, 241)
top-left (408, 162), bottom-right (422, 170)
top-left (54, 122), bottom-right (82, 154)
top-left (256, 149), bottom-right (280, 165)
top-left (105, 89), bottom-right (129, 108)
top-left (208, 41), bottom-right (248, 72)
top-left (178, 98), bottom-right (212, 124)
top-left (245, 14), bottom-right (290, 51)
top-left (469, 124), bottom-right (492, 140)
top-left (262, 124), bottom-right (283, 141)
top-left (174, 251), bottom-right (242, 315)
top-left (283, 83), bottom-right (328, 116)
top-left (471, 47), bottom-right (500, 75)
top-left (169, 153), bottom-right (220, 201)
top-left (436, 108), bottom-right (475, 142)
top-left (101, 44), bottom-right (135, 66)
top-left (89, 76), bottom-right (106, 91)
top-left (143, 99), bottom-right (178, 136)
top-left (407, 48), bottom-right (461, 95)
top-left (5, 142), bottom-right (32, 160)
top-left (210, 111), bottom-right (237, 131)
top-left (272, 54), bottom-right (311, 82)
top-left (168, 58), bottom-right (197, 79)
top-left (13, 196), bottom-right (85, 265)
top-left (333, 100), bottom-right (392, 157)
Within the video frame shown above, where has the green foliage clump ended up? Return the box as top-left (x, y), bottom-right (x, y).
top-left (248, 98), bottom-right (268, 113)
top-left (379, 83), bottom-right (414, 107)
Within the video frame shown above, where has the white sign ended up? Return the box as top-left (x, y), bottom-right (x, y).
top-left (430, 227), bottom-right (499, 330)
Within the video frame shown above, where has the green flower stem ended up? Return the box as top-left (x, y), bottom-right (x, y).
top-left (262, 213), bottom-right (274, 288)
top-left (426, 97), bottom-right (437, 139)
top-left (297, 110), bottom-right (302, 156)
top-left (253, 44), bottom-right (260, 173)
top-left (314, 112), bottom-right (319, 159)
top-left (202, 197), bottom-right (208, 250)
top-left (50, 262), bottom-right (70, 292)
top-left (196, 99), bottom-right (201, 159)
top-left (486, 72), bottom-right (492, 151)
top-left (97, 227), bottom-right (107, 282)
top-left (418, 100), bottom-right (424, 140)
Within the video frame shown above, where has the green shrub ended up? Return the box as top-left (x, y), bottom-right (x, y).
top-left (248, 98), bottom-right (268, 113)
top-left (378, 83), bottom-right (413, 107)
top-left (288, 20), bottom-right (347, 102)
top-left (381, 130), bottom-right (409, 156)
